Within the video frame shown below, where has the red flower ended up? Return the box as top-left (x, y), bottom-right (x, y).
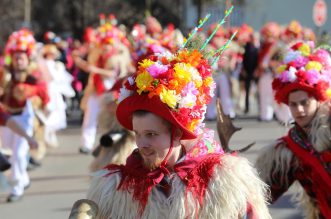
top-left (196, 59), bottom-right (212, 78)
top-left (315, 81), bottom-right (329, 101)
top-left (309, 54), bottom-right (323, 64)
top-left (295, 70), bottom-right (307, 83)
top-left (286, 61), bottom-right (297, 70)
top-left (272, 78), bottom-right (282, 90)
top-left (291, 42), bottom-right (303, 50)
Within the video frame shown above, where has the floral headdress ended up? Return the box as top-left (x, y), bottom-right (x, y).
top-left (95, 17), bottom-right (130, 47)
top-left (284, 20), bottom-right (302, 39)
top-left (260, 22), bottom-right (281, 41)
top-left (117, 8), bottom-right (236, 138)
top-left (5, 29), bottom-right (36, 57)
top-left (272, 41), bottom-right (331, 104)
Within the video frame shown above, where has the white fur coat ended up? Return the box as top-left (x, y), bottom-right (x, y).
top-left (87, 154), bottom-right (271, 219)
top-left (256, 103), bottom-right (331, 219)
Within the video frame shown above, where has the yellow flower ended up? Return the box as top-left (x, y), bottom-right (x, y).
top-left (173, 63), bottom-right (192, 84)
top-left (187, 119), bottom-right (199, 132)
top-left (135, 71), bottom-right (153, 94)
top-left (298, 44), bottom-right (311, 56)
top-left (326, 88), bottom-right (331, 98)
top-left (276, 64), bottom-right (287, 74)
top-left (305, 61), bottom-right (322, 72)
top-left (203, 77), bottom-right (213, 87)
top-left (139, 59), bottom-right (154, 69)
top-left (160, 89), bottom-right (178, 108)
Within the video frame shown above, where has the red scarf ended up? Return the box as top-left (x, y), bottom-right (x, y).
top-left (284, 129), bottom-right (331, 218)
top-left (104, 149), bottom-right (222, 215)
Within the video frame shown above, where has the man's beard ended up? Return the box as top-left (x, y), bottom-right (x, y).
top-left (141, 155), bottom-right (163, 171)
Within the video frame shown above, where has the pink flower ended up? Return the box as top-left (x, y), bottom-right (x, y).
top-left (279, 69), bottom-right (297, 82)
top-left (314, 49), bottom-right (331, 68)
top-left (305, 70), bottom-right (320, 84)
top-left (293, 56), bottom-right (309, 68)
top-left (147, 62), bottom-right (168, 78)
top-left (182, 82), bottom-right (198, 96)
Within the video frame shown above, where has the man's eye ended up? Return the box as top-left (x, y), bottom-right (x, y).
top-left (301, 100), bottom-right (308, 106)
top-left (146, 133), bottom-right (157, 137)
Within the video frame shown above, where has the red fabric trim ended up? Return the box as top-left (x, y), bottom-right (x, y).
top-left (284, 134), bottom-right (331, 218)
top-left (104, 151), bottom-right (222, 216)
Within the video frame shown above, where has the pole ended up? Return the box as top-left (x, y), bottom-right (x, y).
top-left (24, 0), bottom-right (31, 27)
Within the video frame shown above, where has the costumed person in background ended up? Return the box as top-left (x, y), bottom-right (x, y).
top-left (0, 106), bottom-right (38, 172)
top-left (89, 79), bottom-right (135, 172)
top-left (40, 44), bottom-right (75, 148)
top-left (256, 41), bottom-right (331, 219)
top-left (0, 29), bottom-right (49, 202)
top-left (76, 18), bottom-right (130, 154)
top-left (145, 15), bottom-right (163, 40)
top-left (257, 22), bottom-right (281, 122)
top-left (86, 13), bottom-right (271, 218)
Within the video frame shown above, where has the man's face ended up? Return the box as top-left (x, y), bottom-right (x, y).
top-left (12, 52), bottom-right (29, 71)
top-left (288, 90), bottom-right (319, 128)
top-left (132, 112), bottom-right (181, 170)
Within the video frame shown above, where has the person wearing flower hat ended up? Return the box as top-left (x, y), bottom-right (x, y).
top-left (86, 43), bottom-right (271, 218)
top-left (256, 41), bottom-right (331, 219)
top-left (40, 44), bottom-right (75, 148)
top-left (0, 106), bottom-right (38, 172)
top-left (257, 22), bottom-right (281, 122)
top-left (0, 29), bottom-right (49, 202)
top-left (77, 22), bottom-right (132, 154)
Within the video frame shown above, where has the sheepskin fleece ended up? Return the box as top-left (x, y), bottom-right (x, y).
top-left (256, 103), bottom-right (331, 219)
top-left (87, 154), bottom-right (271, 219)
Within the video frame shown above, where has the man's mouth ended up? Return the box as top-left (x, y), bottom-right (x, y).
top-left (140, 150), bottom-right (154, 157)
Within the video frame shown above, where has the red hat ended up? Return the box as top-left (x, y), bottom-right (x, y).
top-left (117, 95), bottom-right (196, 139)
top-left (272, 41), bottom-right (331, 104)
top-left (5, 29), bottom-right (36, 57)
top-left (116, 49), bottom-right (216, 140)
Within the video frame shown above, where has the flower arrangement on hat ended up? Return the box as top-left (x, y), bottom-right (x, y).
top-left (260, 22), bottom-right (281, 42)
top-left (118, 47), bottom-right (216, 136)
top-left (95, 21), bottom-right (130, 47)
top-left (272, 41), bottom-right (331, 104)
top-left (116, 10), bottom-right (236, 140)
top-left (283, 20), bottom-right (302, 39)
top-left (5, 29), bottom-right (36, 57)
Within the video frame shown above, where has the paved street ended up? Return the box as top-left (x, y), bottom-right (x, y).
top-left (0, 116), bottom-right (303, 219)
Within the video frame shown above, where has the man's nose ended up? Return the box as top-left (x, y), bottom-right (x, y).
top-left (136, 137), bottom-right (149, 148)
top-left (296, 104), bottom-right (304, 113)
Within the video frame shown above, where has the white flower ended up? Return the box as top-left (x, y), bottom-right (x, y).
top-left (118, 87), bottom-right (133, 102)
top-left (288, 66), bottom-right (298, 82)
top-left (179, 92), bottom-right (196, 109)
top-left (190, 66), bottom-right (202, 83)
